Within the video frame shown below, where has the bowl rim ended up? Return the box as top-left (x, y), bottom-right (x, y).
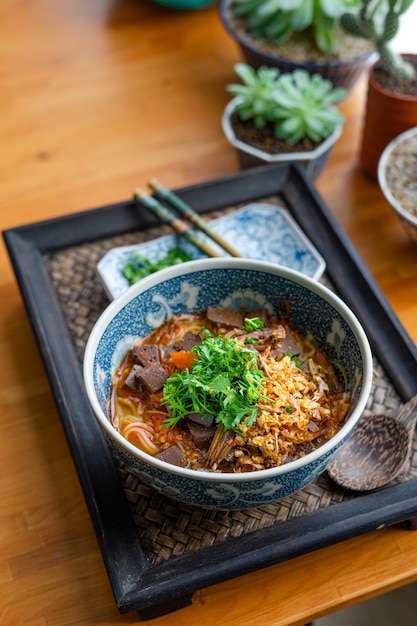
top-left (83, 257), bottom-right (373, 483)
top-left (378, 125), bottom-right (417, 228)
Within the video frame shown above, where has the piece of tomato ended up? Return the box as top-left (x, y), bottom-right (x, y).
top-left (170, 349), bottom-right (198, 371)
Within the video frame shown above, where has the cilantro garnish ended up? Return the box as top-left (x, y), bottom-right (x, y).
top-left (162, 335), bottom-right (269, 431)
top-left (122, 247), bottom-right (193, 285)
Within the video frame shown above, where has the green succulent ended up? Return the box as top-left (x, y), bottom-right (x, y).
top-left (226, 63), bottom-right (282, 127)
top-left (341, 0), bottom-right (416, 79)
top-left (271, 69), bottom-right (346, 143)
top-left (232, 0), bottom-right (356, 53)
top-left (227, 63), bottom-right (346, 144)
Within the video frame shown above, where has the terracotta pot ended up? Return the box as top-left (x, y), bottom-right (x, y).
top-left (218, 0), bottom-right (374, 94)
top-left (222, 97), bottom-right (343, 180)
top-left (152, 0), bottom-right (215, 6)
top-left (360, 55), bottom-right (417, 179)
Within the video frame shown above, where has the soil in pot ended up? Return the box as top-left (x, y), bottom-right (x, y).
top-left (229, 21), bottom-right (374, 65)
top-left (227, 112), bottom-right (338, 179)
top-left (373, 57), bottom-right (417, 97)
top-left (384, 132), bottom-right (417, 218)
top-left (230, 113), bottom-right (320, 155)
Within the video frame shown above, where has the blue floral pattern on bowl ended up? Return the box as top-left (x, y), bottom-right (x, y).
top-left (97, 203), bottom-right (326, 299)
top-left (84, 259), bottom-right (373, 510)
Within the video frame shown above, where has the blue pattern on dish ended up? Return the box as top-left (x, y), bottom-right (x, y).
top-left (97, 203), bottom-right (326, 299)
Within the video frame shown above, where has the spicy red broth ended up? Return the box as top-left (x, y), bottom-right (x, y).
top-left (109, 307), bottom-right (350, 473)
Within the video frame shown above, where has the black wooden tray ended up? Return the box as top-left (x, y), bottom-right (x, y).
top-left (4, 163), bottom-right (417, 620)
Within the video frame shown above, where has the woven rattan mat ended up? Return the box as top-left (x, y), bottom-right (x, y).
top-left (45, 204), bottom-right (417, 567)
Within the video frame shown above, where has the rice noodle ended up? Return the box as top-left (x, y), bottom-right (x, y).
top-left (121, 419), bottom-right (160, 455)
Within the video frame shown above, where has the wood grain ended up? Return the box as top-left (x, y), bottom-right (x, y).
top-left (1, 1), bottom-right (417, 624)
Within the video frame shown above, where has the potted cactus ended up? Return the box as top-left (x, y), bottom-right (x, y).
top-left (219, 0), bottom-right (375, 94)
top-left (341, 0), bottom-right (417, 178)
top-left (222, 63), bottom-right (346, 179)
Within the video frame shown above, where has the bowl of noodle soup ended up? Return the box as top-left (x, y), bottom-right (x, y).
top-left (83, 258), bottom-right (372, 510)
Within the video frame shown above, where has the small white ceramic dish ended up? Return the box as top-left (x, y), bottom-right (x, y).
top-left (97, 203), bottom-right (326, 299)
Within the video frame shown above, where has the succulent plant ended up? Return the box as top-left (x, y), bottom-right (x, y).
top-left (341, 0), bottom-right (416, 79)
top-left (226, 63), bottom-right (282, 128)
top-left (271, 69), bottom-right (347, 143)
top-left (232, 0), bottom-right (355, 53)
top-left (227, 63), bottom-right (346, 144)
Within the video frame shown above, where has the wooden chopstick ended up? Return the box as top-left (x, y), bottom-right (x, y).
top-left (148, 177), bottom-right (244, 258)
top-left (133, 189), bottom-right (223, 259)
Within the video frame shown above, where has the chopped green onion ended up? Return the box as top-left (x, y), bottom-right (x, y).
top-left (122, 247), bottom-right (193, 285)
top-left (242, 317), bottom-right (265, 331)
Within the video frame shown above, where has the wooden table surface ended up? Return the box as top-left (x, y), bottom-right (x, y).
top-left (2, 1), bottom-right (417, 624)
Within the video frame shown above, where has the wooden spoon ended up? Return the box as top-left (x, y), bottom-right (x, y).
top-left (327, 395), bottom-right (417, 492)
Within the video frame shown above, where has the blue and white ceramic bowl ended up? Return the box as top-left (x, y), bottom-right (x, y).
top-left (83, 258), bottom-right (373, 510)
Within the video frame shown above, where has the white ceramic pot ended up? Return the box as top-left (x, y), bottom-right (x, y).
top-left (222, 97), bottom-right (343, 180)
top-left (378, 126), bottom-right (417, 245)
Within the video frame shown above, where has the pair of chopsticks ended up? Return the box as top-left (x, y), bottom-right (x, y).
top-left (133, 178), bottom-right (243, 258)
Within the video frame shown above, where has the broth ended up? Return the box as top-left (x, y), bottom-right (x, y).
top-left (110, 307), bottom-right (349, 472)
